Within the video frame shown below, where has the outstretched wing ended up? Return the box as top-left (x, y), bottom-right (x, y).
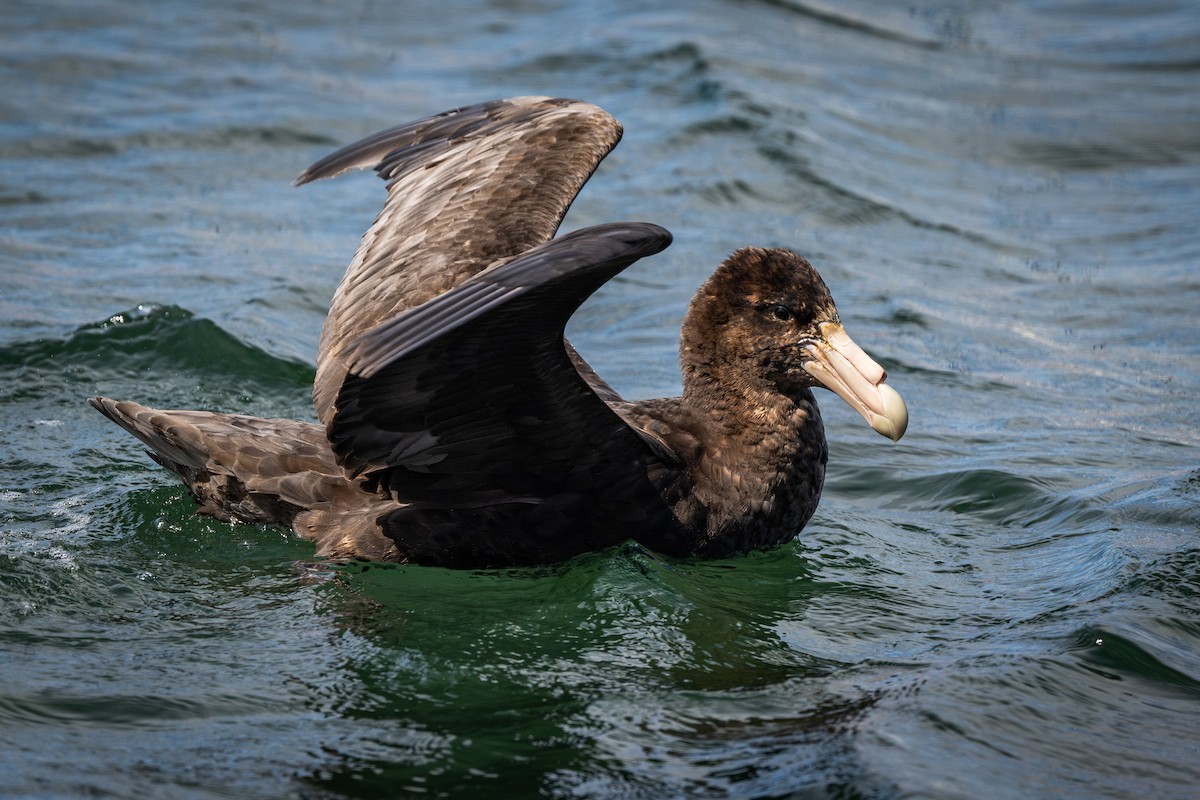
top-left (296, 96), bottom-right (624, 426)
top-left (326, 223), bottom-right (686, 563)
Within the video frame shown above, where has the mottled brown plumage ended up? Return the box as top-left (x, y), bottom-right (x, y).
top-left (91, 96), bottom-right (908, 567)
top-left (295, 97), bottom-right (624, 429)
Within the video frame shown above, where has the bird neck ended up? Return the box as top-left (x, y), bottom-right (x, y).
top-left (683, 376), bottom-right (823, 458)
top-left (676, 378), bottom-right (827, 556)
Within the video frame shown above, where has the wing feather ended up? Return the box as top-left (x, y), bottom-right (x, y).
top-left (296, 97), bottom-right (624, 426)
top-left (328, 222), bottom-right (675, 509)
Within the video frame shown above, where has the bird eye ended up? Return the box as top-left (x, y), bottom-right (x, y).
top-left (768, 304), bottom-right (793, 322)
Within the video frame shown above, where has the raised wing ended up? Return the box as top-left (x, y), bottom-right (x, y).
top-left (325, 223), bottom-right (687, 564)
top-left (296, 97), bottom-right (624, 426)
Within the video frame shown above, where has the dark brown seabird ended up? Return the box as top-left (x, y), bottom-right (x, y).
top-left (90, 96), bottom-right (908, 568)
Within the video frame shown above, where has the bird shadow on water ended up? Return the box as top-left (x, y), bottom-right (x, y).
top-left (293, 544), bottom-right (905, 799)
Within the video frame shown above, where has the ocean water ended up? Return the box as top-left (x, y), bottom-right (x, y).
top-left (2, 1), bottom-right (1198, 798)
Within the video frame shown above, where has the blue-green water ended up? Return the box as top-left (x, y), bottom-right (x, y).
top-left (2, 1), bottom-right (1198, 797)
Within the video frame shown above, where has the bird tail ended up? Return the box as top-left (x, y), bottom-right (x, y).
top-left (88, 396), bottom-right (338, 525)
